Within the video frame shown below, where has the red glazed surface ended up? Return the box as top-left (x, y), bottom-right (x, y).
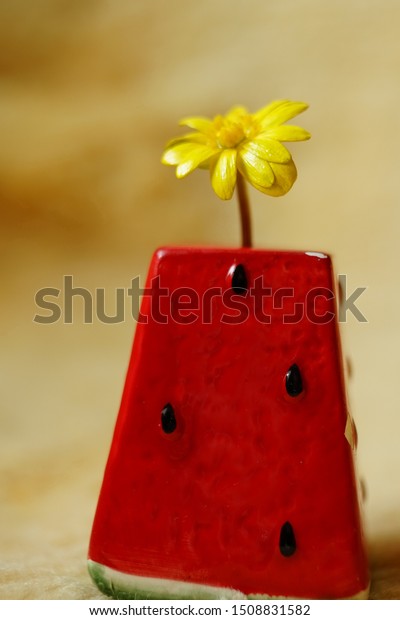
top-left (89, 248), bottom-right (369, 598)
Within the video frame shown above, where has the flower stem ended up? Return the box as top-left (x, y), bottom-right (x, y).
top-left (236, 174), bottom-right (252, 248)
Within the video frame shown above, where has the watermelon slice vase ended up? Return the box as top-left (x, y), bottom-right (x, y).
top-left (88, 247), bottom-right (369, 600)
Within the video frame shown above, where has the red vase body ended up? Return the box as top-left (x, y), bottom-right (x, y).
top-left (88, 248), bottom-right (369, 599)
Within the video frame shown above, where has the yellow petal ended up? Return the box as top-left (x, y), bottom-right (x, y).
top-left (176, 145), bottom-right (219, 178)
top-left (225, 105), bottom-right (248, 120)
top-left (242, 138), bottom-right (291, 164)
top-left (263, 125), bottom-right (311, 142)
top-left (198, 155), bottom-right (216, 170)
top-left (161, 143), bottom-right (216, 174)
top-left (164, 132), bottom-right (208, 150)
top-left (256, 100), bottom-right (309, 130)
top-left (210, 149), bottom-right (237, 200)
top-left (253, 100), bottom-right (287, 120)
top-left (237, 147), bottom-right (275, 189)
top-left (179, 116), bottom-right (213, 133)
top-left (162, 142), bottom-right (197, 165)
top-left (250, 160), bottom-right (297, 197)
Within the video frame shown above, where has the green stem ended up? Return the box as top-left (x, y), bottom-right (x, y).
top-left (236, 174), bottom-right (252, 248)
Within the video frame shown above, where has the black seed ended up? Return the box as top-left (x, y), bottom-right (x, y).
top-left (286, 364), bottom-right (303, 397)
top-left (279, 521), bottom-right (296, 557)
top-left (231, 264), bottom-right (248, 294)
top-left (161, 403), bottom-right (176, 434)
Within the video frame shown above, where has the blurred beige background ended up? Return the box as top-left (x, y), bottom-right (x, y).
top-left (1, 0), bottom-right (399, 599)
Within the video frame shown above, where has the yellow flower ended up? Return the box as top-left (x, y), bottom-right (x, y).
top-left (161, 100), bottom-right (310, 200)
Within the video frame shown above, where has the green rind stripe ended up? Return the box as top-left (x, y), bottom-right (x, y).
top-left (88, 560), bottom-right (243, 600)
top-left (88, 560), bottom-right (369, 601)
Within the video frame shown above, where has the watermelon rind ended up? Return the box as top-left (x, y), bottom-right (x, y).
top-left (88, 560), bottom-right (369, 600)
top-left (88, 560), bottom-right (243, 600)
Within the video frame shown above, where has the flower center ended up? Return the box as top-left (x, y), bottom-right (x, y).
top-left (217, 121), bottom-right (245, 148)
top-left (214, 113), bottom-right (259, 149)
